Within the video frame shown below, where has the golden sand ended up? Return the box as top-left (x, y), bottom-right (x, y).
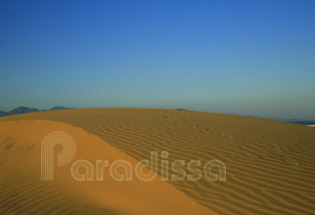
top-left (1, 108), bottom-right (314, 214)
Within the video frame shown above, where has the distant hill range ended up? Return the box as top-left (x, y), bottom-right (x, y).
top-left (0, 106), bottom-right (73, 117)
top-left (49, 106), bottom-right (73, 111)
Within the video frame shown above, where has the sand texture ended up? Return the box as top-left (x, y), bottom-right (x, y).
top-left (1, 108), bottom-right (314, 214)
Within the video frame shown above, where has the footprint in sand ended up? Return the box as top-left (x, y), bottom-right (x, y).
top-left (1, 136), bottom-right (15, 150)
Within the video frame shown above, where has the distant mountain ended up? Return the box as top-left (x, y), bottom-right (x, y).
top-left (0, 111), bottom-right (8, 117)
top-left (49, 106), bottom-right (73, 111)
top-left (8, 106), bottom-right (39, 115)
top-left (0, 106), bottom-right (73, 117)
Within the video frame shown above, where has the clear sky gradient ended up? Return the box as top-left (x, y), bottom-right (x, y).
top-left (1, 0), bottom-right (314, 119)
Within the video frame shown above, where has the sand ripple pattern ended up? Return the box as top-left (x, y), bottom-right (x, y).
top-left (2, 109), bottom-right (315, 215)
top-left (0, 175), bottom-right (115, 215)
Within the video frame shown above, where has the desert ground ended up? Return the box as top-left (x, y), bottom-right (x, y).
top-left (0, 108), bottom-right (314, 215)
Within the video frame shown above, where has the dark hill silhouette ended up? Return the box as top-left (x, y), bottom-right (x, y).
top-left (8, 106), bottom-right (39, 115)
top-left (0, 111), bottom-right (8, 117)
top-left (50, 106), bottom-right (73, 111)
top-left (0, 106), bottom-right (73, 117)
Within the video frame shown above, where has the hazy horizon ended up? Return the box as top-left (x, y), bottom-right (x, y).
top-left (1, 0), bottom-right (315, 119)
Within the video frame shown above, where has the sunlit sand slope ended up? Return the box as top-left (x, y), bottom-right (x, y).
top-left (0, 119), bottom-right (215, 215)
top-left (1, 108), bottom-right (315, 214)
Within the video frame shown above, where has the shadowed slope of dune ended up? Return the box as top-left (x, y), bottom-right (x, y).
top-left (0, 119), bottom-right (215, 215)
top-left (1, 108), bottom-right (315, 215)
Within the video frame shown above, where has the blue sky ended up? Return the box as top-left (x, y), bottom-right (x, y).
top-left (1, 0), bottom-right (314, 119)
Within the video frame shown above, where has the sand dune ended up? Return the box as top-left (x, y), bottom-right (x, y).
top-left (1, 108), bottom-right (315, 214)
top-left (0, 119), bottom-right (215, 215)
